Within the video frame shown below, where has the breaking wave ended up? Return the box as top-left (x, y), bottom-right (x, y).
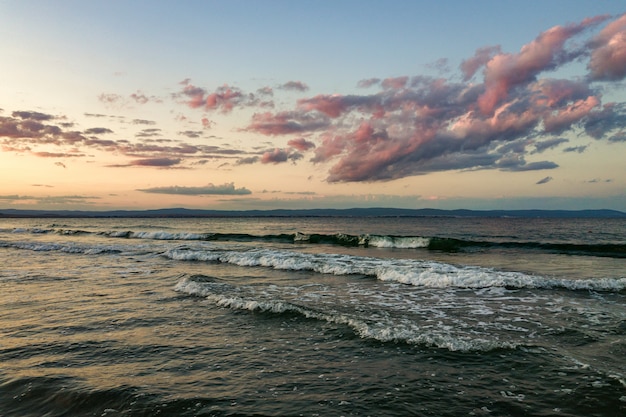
top-left (165, 247), bottom-right (626, 292)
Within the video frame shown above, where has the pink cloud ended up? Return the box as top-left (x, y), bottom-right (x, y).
top-left (297, 94), bottom-right (379, 118)
top-left (298, 94), bottom-right (348, 118)
top-left (201, 117), bottom-right (214, 129)
top-left (311, 132), bottom-right (348, 163)
top-left (261, 148), bottom-right (290, 164)
top-left (381, 76), bottom-right (409, 90)
top-left (477, 15), bottom-right (608, 114)
top-left (205, 85), bottom-right (244, 113)
top-left (287, 138), bottom-right (315, 151)
top-left (543, 95), bottom-right (600, 133)
top-left (531, 79), bottom-right (592, 108)
top-left (130, 91), bottom-right (149, 104)
top-left (181, 84), bottom-right (208, 109)
top-left (588, 13), bottom-right (626, 81)
top-left (178, 82), bottom-right (273, 112)
top-left (460, 45), bottom-right (501, 80)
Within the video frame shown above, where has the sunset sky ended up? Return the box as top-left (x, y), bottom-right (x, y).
top-left (1, 0), bottom-right (625, 211)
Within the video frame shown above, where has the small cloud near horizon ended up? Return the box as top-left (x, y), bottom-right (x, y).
top-left (137, 182), bottom-right (252, 196)
top-left (536, 176), bottom-right (553, 185)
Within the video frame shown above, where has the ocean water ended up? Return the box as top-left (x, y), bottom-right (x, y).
top-left (0, 216), bottom-right (624, 416)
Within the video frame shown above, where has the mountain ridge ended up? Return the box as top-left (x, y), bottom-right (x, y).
top-left (1, 207), bottom-right (625, 218)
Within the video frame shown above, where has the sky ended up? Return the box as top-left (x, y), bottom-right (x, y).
top-left (1, 0), bottom-right (625, 212)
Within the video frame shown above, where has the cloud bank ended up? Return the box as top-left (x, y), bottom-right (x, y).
top-left (138, 183), bottom-right (251, 195)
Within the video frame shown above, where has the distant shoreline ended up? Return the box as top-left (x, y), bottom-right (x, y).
top-left (1, 207), bottom-right (625, 219)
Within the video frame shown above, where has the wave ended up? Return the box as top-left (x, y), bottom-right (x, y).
top-left (165, 247), bottom-right (626, 292)
top-left (174, 275), bottom-right (517, 352)
top-left (2, 228), bottom-right (624, 291)
top-left (6, 226), bottom-right (625, 258)
top-left (0, 240), bottom-right (122, 255)
top-left (425, 237), bottom-right (626, 258)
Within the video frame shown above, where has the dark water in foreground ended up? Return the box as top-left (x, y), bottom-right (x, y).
top-left (0, 216), bottom-right (624, 416)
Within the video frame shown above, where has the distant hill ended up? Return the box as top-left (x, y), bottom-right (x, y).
top-left (0, 207), bottom-right (625, 218)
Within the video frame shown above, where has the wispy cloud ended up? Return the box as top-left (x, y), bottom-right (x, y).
top-left (0, 110), bottom-right (247, 168)
top-left (0, 194), bottom-right (99, 205)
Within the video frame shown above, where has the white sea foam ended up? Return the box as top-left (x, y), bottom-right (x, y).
top-left (130, 231), bottom-right (208, 240)
top-left (166, 247), bottom-right (626, 291)
top-left (367, 235), bottom-right (430, 248)
top-left (174, 275), bottom-right (519, 352)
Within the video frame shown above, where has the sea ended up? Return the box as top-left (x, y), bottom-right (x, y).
top-left (0, 215), bottom-right (624, 417)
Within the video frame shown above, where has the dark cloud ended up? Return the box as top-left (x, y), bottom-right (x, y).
top-left (132, 119), bottom-right (157, 125)
top-left (246, 111), bottom-right (330, 135)
top-left (536, 176), bottom-right (553, 184)
top-left (135, 128), bottom-right (162, 138)
top-left (534, 138), bottom-right (568, 153)
top-left (12, 111), bottom-right (55, 121)
top-left (280, 81), bottom-right (309, 92)
top-left (34, 152), bottom-right (84, 158)
top-left (563, 145), bottom-right (588, 153)
top-left (261, 148), bottom-right (303, 164)
top-left (357, 78), bottom-right (381, 88)
top-left (138, 182), bottom-right (251, 195)
top-left (257, 86), bottom-right (274, 96)
top-left (178, 130), bottom-right (203, 139)
top-left (502, 160), bottom-right (559, 172)
top-left (236, 156), bottom-right (260, 165)
top-left (583, 103), bottom-right (626, 138)
top-left (84, 127), bottom-right (114, 135)
top-left (129, 158), bottom-right (181, 167)
top-left (608, 131), bottom-right (626, 142)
